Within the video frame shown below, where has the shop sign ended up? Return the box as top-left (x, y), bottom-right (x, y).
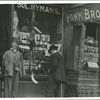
top-left (66, 7), bottom-right (100, 23)
top-left (17, 4), bottom-right (61, 15)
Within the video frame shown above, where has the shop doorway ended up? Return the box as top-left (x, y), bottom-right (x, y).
top-left (0, 5), bottom-right (12, 69)
top-left (72, 22), bottom-right (100, 97)
top-left (72, 23), bottom-right (99, 70)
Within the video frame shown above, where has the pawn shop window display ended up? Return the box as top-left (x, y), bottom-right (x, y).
top-left (80, 23), bottom-right (99, 71)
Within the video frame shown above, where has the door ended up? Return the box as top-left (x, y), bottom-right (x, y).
top-left (0, 5), bottom-right (12, 65)
top-left (0, 5), bottom-right (12, 97)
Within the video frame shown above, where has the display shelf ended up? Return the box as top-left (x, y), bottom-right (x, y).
top-left (20, 74), bottom-right (48, 81)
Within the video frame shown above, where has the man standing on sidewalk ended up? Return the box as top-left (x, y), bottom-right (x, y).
top-left (3, 41), bottom-right (23, 97)
top-left (46, 44), bottom-right (66, 97)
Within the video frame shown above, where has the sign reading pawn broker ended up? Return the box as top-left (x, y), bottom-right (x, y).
top-left (66, 5), bottom-right (100, 23)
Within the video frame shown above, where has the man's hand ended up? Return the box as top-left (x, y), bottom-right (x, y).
top-left (47, 69), bottom-right (51, 73)
top-left (15, 67), bottom-right (19, 72)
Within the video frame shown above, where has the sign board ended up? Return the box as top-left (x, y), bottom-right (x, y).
top-left (16, 4), bottom-right (61, 15)
top-left (87, 62), bottom-right (99, 68)
top-left (65, 4), bottom-right (100, 23)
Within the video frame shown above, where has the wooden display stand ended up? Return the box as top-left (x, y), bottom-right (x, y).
top-left (77, 70), bottom-right (99, 97)
top-left (77, 24), bottom-right (99, 97)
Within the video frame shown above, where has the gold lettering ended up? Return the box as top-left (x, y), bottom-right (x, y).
top-left (90, 10), bottom-right (95, 19)
top-left (17, 4), bottom-right (23, 8)
top-left (49, 8), bottom-right (54, 14)
top-left (55, 9), bottom-right (60, 15)
top-left (45, 7), bottom-right (49, 13)
top-left (31, 5), bottom-right (35, 11)
top-left (96, 9), bottom-right (100, 18)
top-left (78, 12), bottom-right (83, 21)
top-left (24, 4), bottom-right (30, 10)
top-left (35, 5), bottom-right (40, 11)
top-left (84, 9), bottom-right (90, 20)
top-left (66, 14), bottom-right (70, 23)
top-left (39, 6), bottom-right (45, 12)
top-left (73, 13), bottom-right (78, 21)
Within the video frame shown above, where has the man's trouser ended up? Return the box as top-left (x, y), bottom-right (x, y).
top-left (45, 75), bottom-right (66, 97)
top-left (5, 72), bottom-right (19, 97)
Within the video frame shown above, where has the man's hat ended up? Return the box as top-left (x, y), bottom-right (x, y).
top-left (48, 44), bottom-right (58, 53)
top-left (11, 38), bottom-right (19, 45)
top-left (11, 41), bottom-right (18, 47)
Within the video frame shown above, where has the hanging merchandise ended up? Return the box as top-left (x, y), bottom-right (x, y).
top-left (31, 11), bottom-right (36, 28)
top-left (82, 36), bottom-right (99, 71)
top-left (18, 32), bottom-right (31, 75)
top-left (13, 11), bottom-right (20, 39)
top-left (84, 36), bottom-right (99, 63)
top-left (30, 34), bottom-right (50, 76)
top-left (19, 32), bottom-right (30, 51)
top-left (35, 34), bottom-right (50, 46)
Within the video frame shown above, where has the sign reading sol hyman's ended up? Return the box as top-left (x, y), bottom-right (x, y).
top-left (16, 4), bottom-right (61, 15)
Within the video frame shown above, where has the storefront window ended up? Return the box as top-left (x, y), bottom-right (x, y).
top-left (13, 4), bottom-right (62, 77)
top-left (78, 23), bottom-right (99, 70)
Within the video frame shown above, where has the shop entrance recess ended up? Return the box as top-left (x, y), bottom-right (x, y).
top-left (74, 23), bottom-right (100, 97)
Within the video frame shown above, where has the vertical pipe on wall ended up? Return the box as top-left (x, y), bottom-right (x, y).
top-left (59, 6), bottom-right (66, 97)
top-left (11, 4), bottom-right (14, 46)
top-left (62, 6), bottom-right (64, 54)
top-left (62, 6), bottom-right (66, 68)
